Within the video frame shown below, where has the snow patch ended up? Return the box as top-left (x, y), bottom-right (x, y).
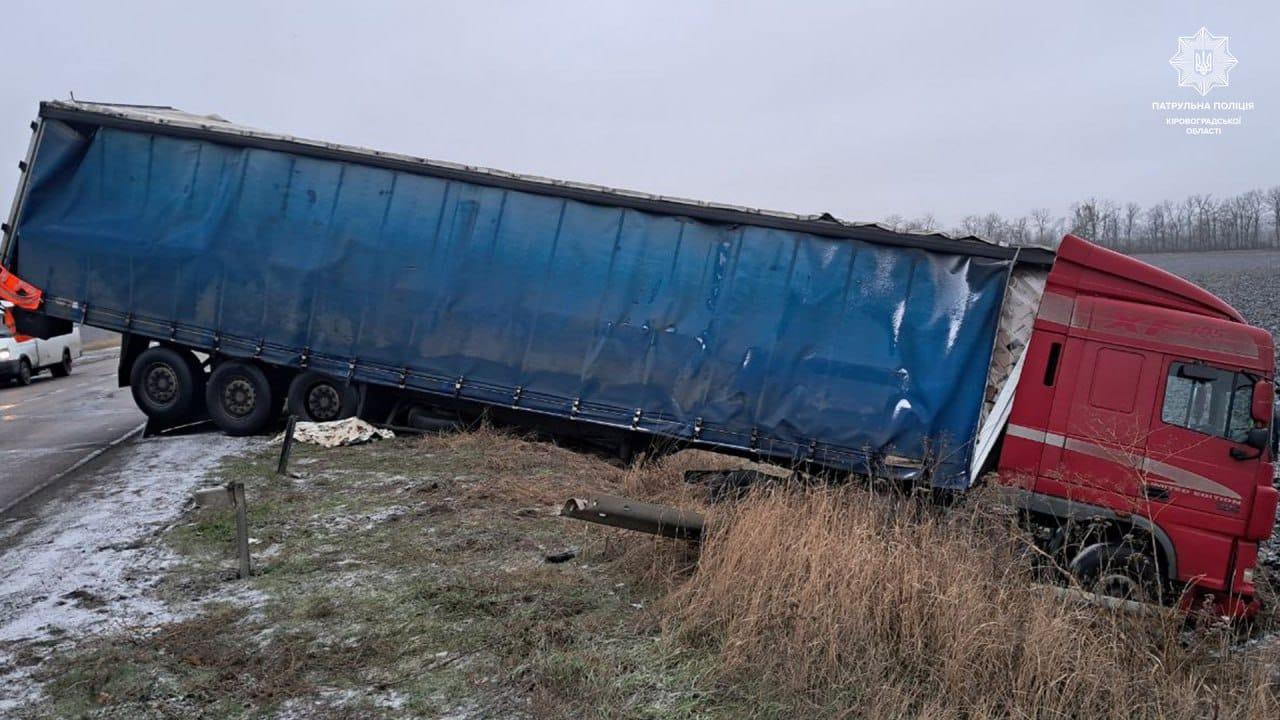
top-left (0, 433), bottom-right (256, 712)
top-left (273, 686), bottom-right (411, 718)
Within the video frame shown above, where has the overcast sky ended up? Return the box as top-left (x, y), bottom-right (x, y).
top-left (2, 1), bottom-right (1276, 229)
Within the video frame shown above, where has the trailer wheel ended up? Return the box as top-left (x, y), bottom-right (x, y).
top-left (207, 360), bottom-right (277, 436)
top-left (1069, 541), bottom-right (1160, 603)
top-left (287, 371), bottom-right (358, 423)
top-left (130, 346), bottom-right (205, 424)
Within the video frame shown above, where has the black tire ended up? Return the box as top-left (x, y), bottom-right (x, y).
top-left (16, 359), bottom-right (32, 386)
top-left (50, 349), bottom-right (72, 378)
top-left (287, 371), bottom-right (358, 423)
top-left (130, 346), bottom-right (205, 425)
top-left (206, 360), bottom-right (277, 436)
top-left (405, 405), bottom-right (462, 433)
top-left (1069, 541), bottom-right (1160, 602)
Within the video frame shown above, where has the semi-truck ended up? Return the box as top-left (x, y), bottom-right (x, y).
top-left (1, 101), bottom-right (1274, 615)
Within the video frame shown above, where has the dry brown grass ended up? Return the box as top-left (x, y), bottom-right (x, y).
top-left (432, 428), bottom-right (1280, 718)
top-left (666, 486), bottom-right (1280, 719)
top-left (430, 424), bottom-right (756, 510)
top-left (434, 424), bottom-right (621, 504)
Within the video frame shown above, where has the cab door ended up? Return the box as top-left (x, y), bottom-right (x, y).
top-left (1053, 340), bottom-right (1162, 504)
top-left (1144, 360), bottom-right (1261, 525)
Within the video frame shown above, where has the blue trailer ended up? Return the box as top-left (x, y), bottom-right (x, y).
top-left (1, 101), bottom-right (1052, 488)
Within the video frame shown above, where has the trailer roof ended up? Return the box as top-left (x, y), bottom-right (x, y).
top-left (37, 100), bottom-right (1055, 266)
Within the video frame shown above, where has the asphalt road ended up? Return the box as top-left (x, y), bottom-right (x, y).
top-left (0, 348), bottom-right (144, 514)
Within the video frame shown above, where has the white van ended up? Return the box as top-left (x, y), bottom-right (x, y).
top-left (0, 302), bottom-right (82, 386)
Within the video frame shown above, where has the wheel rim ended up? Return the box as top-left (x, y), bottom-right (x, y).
top-left (62, 353), bottom-right (71, 371)
top-left (19, 362), bottom-right (30, 383)
top-left (222, 377), bottom-right (257, 417)
top-left (143, 363), bottom-right (179, 405)
top-left (305, 383), bottom-right (342, 421)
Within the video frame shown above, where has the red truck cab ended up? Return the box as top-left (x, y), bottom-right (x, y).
top-left (998, 235), bottom-right (1277, 616)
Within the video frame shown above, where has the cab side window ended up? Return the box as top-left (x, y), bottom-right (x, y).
top-left (1161, 362), bottom-right (1255, 443)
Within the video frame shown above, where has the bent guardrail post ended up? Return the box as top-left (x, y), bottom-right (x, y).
top-left (231, 482), bottom-right (251, 579)
top-left (276, 416), bottom-right (297, 475)
top-left (192, 481), bottom-right (252, 579)
top-left (560, 494), bottom-right (704, 541)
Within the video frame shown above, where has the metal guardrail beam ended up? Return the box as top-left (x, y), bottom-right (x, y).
top-left (560, 494), bottom-right (704, 541)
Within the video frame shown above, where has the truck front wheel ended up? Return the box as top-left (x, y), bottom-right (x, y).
top-left (1069, 541), bottom-right (1160, 603)
top-left (206, 360), bottom-right (278, 436)
top-left (287, 371), bottom-right (358, 423)
top-left (130, 346), bottom-right (205, 425)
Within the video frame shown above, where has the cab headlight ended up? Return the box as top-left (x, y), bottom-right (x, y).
top-left (0, 348), bottom-right (10, 360)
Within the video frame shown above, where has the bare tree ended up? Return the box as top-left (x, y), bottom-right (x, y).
top-left (1098, 199), bottom-right (1119, 247)
top-left (915, 186), bottom-right (1280, 254)
top-left (1123, 202), bottom-right (1141, 251)
top-left (1159, 200), bottom-right (1176, 251)
top-left (1070, 199), bottom-right (1100, 241)
top-left (1030, 208), bottom-right (1054, 245)
top-left (902, 213), bottom-right (938, 233)
top-left (1177, 199), bottom-right (1195, 251)
top-left (980, 212), bottom-right (1005, 242)
top-left (1145, 203), bottom-right (1166, 251)
top-left (1268, 186), bottom-right (1280, 247)
top-left (1189, 195), bottom-right (1216, 250)
top-left (1220, 198), bottom-right (1241, 249)
top-left (1241, 190), bottom-right (1263, 247)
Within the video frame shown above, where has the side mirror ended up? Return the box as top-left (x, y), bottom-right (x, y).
top-left (1252, 380), bottom-right (1275, 423)
top-left (1244, 427), bottom-right (1270, 451)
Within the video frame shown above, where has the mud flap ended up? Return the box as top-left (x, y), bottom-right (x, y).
top-left (118, 332), bottom-right (148, 388)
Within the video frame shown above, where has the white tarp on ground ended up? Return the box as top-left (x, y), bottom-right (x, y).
top-left (277, 418), bottom-right (395, 448)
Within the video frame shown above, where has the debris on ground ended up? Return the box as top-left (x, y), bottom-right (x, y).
top-left (274, 417), bottom-right (395, 448)
top-left (544, 548), bottom-right (578, 563)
